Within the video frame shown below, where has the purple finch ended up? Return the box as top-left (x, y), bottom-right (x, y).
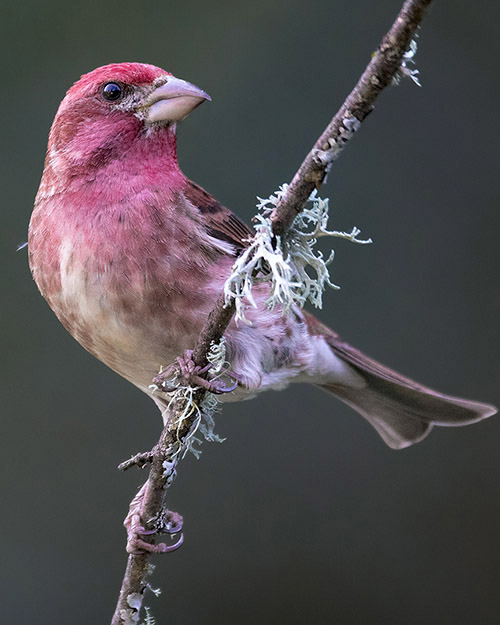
top-left (29, 62), bottom-right (496, 451)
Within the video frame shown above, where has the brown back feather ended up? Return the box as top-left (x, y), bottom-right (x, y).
top-left (184, 179), bottom-right (253, 252)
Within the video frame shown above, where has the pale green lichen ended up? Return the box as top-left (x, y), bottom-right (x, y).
top-left (206, 338), bottom-right (229, 375)
top-left (139, 606), bottom-right (156, 625)
top-left (154, 339), bottom-right (229, 462)
top-left (224, 185), bottom-right (371, 323)
top-left (393, 37), bottom-right (421, 87)
top-left (146, 584), bottom-right (161, 598)
top-left (127, 593), bottom-right (142, 611)
top-left (122, 593), bottom-right (143, 625)
top-left (120, 609), bottom-right (140, 625)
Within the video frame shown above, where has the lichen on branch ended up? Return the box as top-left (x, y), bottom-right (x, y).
top-left (393, 37), bottom-right (422, 86)
top-left (151, 339), bottom-right (229, 458)
top-left (224, 185), bottom-right (371, 323)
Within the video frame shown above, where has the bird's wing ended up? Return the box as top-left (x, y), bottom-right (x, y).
top-left (184, 179), bottom-right (254, 252)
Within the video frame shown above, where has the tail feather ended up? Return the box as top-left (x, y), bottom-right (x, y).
top-left (323, 383), bottom-right (434, 449)
top-left (304, 313), bottom-right (497, 449)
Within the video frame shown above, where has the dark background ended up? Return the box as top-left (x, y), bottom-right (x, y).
top-left (2, 1), bottom-right (500, 623)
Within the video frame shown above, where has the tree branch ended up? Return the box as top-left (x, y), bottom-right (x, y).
top-left (271, 0), bottom-right (433, 238)
top-left (110, 1), bottom-right (435, 622)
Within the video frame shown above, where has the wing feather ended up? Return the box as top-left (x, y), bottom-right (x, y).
top-left (184, 179), bottom-right (253, 252)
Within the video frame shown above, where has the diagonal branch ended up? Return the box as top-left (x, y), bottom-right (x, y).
top-left (110, 1), bottom-right (435, 623)
top-left (271, 0), bottom-right (433, 237)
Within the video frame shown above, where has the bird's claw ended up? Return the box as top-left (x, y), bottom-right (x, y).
top-left (127, 531), bottom-right (184, 555)
top-left (153, 349), bottom-right (238, 395)
top-left (189, 374), bottom-right (238, 394)
top-left (124, 485), bottom-right (184, 555)
top-left (125, 509), bottom-right (184, 555)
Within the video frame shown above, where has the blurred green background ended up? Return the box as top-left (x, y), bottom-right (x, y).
top-left (2, 1), bottom-right (500, 623)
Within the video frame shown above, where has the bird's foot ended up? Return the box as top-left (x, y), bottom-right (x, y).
top-left (125, 510), bottom-right (184, 555)
top-left (124, 485), bottom-right (184, 555)
top-left (153, 349), bottom-right (238, 395)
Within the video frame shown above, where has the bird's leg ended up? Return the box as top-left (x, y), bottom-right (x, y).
top-left (124, 483), bottom-right (184, 555)
top-left (153, 349), bottom-right (238, 395)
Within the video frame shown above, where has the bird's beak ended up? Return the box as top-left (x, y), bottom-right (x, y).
top-left (143, 76), bottom-right (211, 124)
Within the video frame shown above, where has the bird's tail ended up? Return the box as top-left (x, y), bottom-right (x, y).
top-left (304, 313), bottom-right (497, 449)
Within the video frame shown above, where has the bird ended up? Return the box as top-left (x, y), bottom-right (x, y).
top-left (28, 62), bottom-right (496, 549)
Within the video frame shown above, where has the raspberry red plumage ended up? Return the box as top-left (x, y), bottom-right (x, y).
top-left (68, 62), bottom-right (170, 98)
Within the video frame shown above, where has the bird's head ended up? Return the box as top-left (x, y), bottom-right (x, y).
top-left (61, 62), bottom-right (210, 126)
top-left (43, 62), bottom-right (210, 185)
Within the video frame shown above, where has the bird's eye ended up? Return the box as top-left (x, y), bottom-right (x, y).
top-left (101, 82), bottom-right (123, 102)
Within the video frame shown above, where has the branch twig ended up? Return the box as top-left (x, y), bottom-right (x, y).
top-left (110, 1), bottom-right (434, 622)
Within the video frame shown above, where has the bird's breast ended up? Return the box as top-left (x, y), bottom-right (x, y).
top-left (28, 198), bottom-right (216, 391)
